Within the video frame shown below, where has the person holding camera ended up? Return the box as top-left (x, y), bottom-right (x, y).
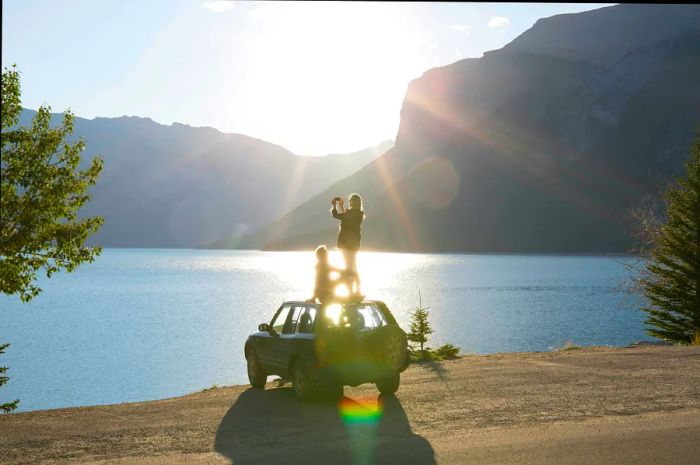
top-left (331, 193), bottom-right (364, 297)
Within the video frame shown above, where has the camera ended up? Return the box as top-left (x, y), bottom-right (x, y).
top-left (332, 196), bottom-right (342, 203)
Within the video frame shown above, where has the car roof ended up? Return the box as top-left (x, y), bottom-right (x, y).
top-left (278, 300), bottom-right (397, 325)
top-left (282, 300), bottom-right (381, 307)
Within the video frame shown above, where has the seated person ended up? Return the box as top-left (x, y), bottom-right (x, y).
top-left (306, 245), bottom-right (364, 304)
top-left (307, 245), bottom-right (341, 304)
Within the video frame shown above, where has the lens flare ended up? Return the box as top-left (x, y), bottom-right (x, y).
top-left (338, 396), bottom-right (383, 424)
top-left (338, 396), bottom-right (384, 465)
top-left (325, 304), bottom-right (343, 326)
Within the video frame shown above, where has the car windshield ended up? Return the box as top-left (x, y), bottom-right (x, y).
top-left (322, 303), bottom-right (387, 330)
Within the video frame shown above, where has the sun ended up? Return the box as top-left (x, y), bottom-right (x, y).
top-left (239, 2), bottom-right (429, 154)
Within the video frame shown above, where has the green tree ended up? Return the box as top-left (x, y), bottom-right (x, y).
top-left (0, 344), bottom-right (19, 413)
top-left (407, 291), bottom-right (433, 354)
top-left (640, 132), bottom-right (700, 344)
top-left (1, 66), bottom-right (104, 301)
top-left (1, 66), bottom-right (104, 412)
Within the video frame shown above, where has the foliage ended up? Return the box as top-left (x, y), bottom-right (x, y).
top-left (1, 65), bottom-right (104, 302)
top-left (1, 66), bottom-right (104, 413)
top-left (435, 343), bottom-right (461, 359)
top-left (0, 344), bottom-right (19, 413)
top-left (637, 132), bottom-right (700, 344)
top-left (409, 344), bottom-right (461, 362)
top-left (406, 292), bottom-right (461, 361)
top-left (559, 340), bottom-right (581, 351)
top-left (407, 291), bottom-right (432, 354)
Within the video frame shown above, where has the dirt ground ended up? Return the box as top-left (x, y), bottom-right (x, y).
top-left (1, 345), bottom-right (699, 465)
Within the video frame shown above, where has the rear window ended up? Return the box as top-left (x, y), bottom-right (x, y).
top-left (355, 304), bottom-right (387, 329)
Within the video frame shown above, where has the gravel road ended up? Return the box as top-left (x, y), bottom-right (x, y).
top-left (1, 345), bottom-right (699, 465)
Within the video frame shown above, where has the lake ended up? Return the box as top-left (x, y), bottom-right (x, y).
top-left (1, 249), bottom-right (649, 412)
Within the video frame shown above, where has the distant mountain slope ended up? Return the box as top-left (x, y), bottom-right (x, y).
top-left (17, 110), bottom-right (391, 247)
top-left (227, 4), bottom-right (700, 252)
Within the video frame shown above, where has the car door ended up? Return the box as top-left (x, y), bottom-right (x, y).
top-left (271, 304), bottom-right (307, 376)
top-left (257, 304), bottom-right (292, 375)
top-left (293, 305), bottom-right (318, 360)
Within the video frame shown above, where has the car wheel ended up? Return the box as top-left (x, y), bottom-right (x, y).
top-left (292, 359), bottom-right (317, 401)
top-left (380, 327), bottom-right (408, 371)
top-left (398, 349), bottom-right (411, 372)
top-left (376, 370), bottom-right (400, 395)
top-left (247, 350), bottom-right (267, 388)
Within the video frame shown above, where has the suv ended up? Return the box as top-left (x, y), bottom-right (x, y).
top-left (245, 300), bottom-right (410, 401)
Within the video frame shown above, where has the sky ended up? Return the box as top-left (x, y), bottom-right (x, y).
top-left (2, 1), bottom-right (612, 155)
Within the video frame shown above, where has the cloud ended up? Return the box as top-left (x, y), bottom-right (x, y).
top-left (202, 1), bottom-right (235, 13)
top-left (488, 16), bottom-right (510, 28)
top-left (449, 24), bottom-right (472, 35)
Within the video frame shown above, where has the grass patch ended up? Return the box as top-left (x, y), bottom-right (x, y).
top-left (558, 340), bottom-right (582, 351)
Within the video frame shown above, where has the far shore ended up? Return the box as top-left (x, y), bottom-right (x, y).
top-left (98, 245), bottom-right (642, 257)
top-left (1, 345), bottom-right (699, 465)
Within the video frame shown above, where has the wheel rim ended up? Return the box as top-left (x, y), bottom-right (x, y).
top-left (386, 334), bottom-right (403, 368)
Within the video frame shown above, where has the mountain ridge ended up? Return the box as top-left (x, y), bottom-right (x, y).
top-left (17, 109), bottom-right (392, 248)
top-left (220, 4), bottom-right (700, 253)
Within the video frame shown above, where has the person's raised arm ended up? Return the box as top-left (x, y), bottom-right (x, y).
top-left (331, 198), bottom-right (345, 219)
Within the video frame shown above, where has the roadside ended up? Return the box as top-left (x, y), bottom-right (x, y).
top-left (1, 345), bottom-right (699, 465)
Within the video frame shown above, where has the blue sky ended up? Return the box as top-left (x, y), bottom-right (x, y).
top-left (2, 1), bottom-right (612, 155)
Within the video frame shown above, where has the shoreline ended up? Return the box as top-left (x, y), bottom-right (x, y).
top-left (99, 245), bottom-right (642, 257)
top-left (5, 341), bottom-right (671, 415)
top-left (2, 345), bottom-right (698, 465)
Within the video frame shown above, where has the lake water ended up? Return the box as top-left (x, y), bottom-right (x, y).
top-left (1, 249), bottom-right (648, 412)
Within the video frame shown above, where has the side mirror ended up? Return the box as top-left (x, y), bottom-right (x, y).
top-left (258, 323), bottom-right (271, 333)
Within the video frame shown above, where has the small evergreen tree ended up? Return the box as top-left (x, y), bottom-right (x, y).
top-left (0, 344), bottom-right (19, 413)
top-left (640, 132), bottom-right (700, 343)
top-left (408, 291), bottom-right (433, 354)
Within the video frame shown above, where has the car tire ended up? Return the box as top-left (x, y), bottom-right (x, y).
top-left (292, 359), bottom-right (317, 401)
top-left (376, 326), bottom-right (408, 371)
top-left (376, 370), bottom-right (400, 395)
top-left (247, 350), bottom-right (267, 388)
top-left (398, 349), bottom-right (411, 372)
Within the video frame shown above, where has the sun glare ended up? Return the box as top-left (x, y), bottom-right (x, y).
top-left (241, 2), bottom-right (429, 154)
top-left (325, 304), bottom-right (343, 326)
top-left (247, 250), bottom-right (426, 302)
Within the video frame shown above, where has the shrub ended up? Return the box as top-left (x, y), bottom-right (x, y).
top-left (435, 343), bottom-right (460, 359)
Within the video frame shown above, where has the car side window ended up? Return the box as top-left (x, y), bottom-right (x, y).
top-left (296, 307), bottom-right (317, 334)
top-left (355, 304), bottom-right (387, 329)
top-left (283, 306), bottom-right (306, 334)
top-left (271, 305), bottom-right (292, 334)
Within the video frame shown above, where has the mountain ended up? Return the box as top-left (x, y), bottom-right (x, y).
top-left (224, 4), bottom-right (700, 253)
top-left (18, 109), bottom-right (391, 247)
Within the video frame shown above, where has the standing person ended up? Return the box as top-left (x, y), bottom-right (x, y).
top-left (331, 193), bottom-right (364, 297)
